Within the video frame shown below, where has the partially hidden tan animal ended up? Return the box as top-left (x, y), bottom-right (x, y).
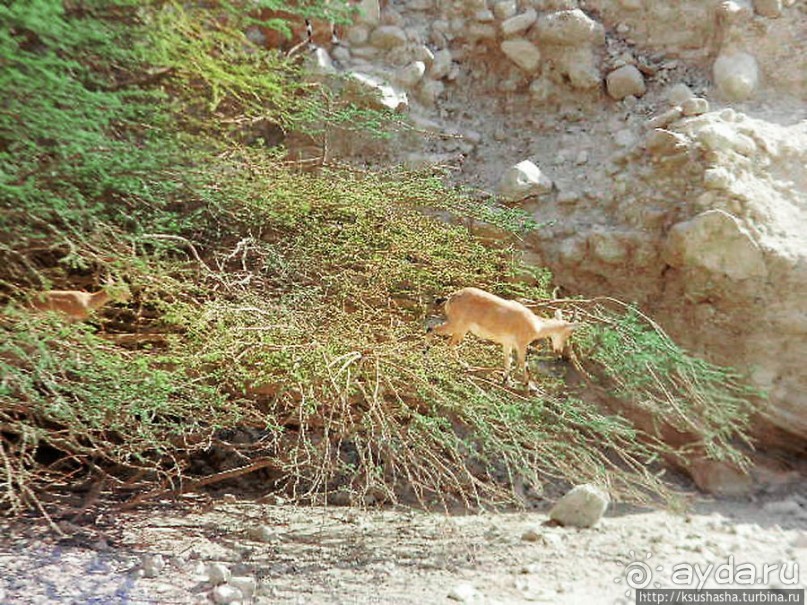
top-left (29, 285), bottom-right (130, 321)
top-left (428, 287), bottom-right (580, 385)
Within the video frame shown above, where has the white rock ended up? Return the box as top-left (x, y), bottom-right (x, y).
top-left (369, 25), bottom-right (407, 49)
top-left (614, 129), bottom-right (637, 147)
top-left (430, 49), bottom-right (453, 79)
top-left (500, 39), bottom-right (542, 72)
top-left (475, 9), bottom-right (495, 22)
top-left (667, 83), bottom-right (695, 105)
top-left (412, 45), bottom-right (435, 64)
top-left (331, 45), bottom-right (350, 63)
top-left (753, 0), bottom-right (782, 17)
top-left (467, 23), bottom-right (498, 40)
top-left (501, 9), bottom-right (538, 37)
top-left (418, 79), bottom-right (445, 108)
top-left (346, 25), bottom-right (370, 46)
top-left (646, 107), bottom-right (683, 130)
top-left (696, 122), bottom-right (756, 156)
top-left (565, 48), bottom-right (601, 89)
top-left (682, 97), bottom-right (710, 116)
top-left (206, 563), bottom-right (232, 585)
top-left (541, 532), bottom-right (564, 548)
top-left (575, 150), bottom-right (589, 165)
top-left (713, 52), bottom-right (759, 101)
top-left (448, 583), bottom-right (480, 602)
top-left (247, 524), bottom-right (276, 542)
top-left (396, 61), bottom-right (426, 88)
top-left (762, 499), bottom-right (803, 515)
top-left (719, 0), bottom-right (755, 22)
top-left (212, 584), bottom-right (243, 605)
top-left (548, 484), bottom-right (609, 528)
top-left (351, 46), bottom-right (379, 59)
top-left (493, 0), bottom-right (518, 19)
top-left (590, 232), bottom-right (628, 264)
top-left (617, 0), bottom-right (641, 8)
top-left (346, 73), bottom-right (408, 111)
top-left (535, 9), bottom-right (605, 46)
top-left (306, 47), bottom-right (335, 75)
top-left (356, 0), bottom-right (381, 25)
top-left (529, 78), bottom-right (552, 102)
top-left (228, 576), bottom-right (257, 600)
top-left (645, 128), bottom-right (689, 156)
top-left (703, 166), bottom-right (734, 189)
top-left (142, 554), bottom-right (166, 578)
top-left (606, 65), bottom-right (646, 99)
top-left (499, 160), bottom-right (553, 201)
top-left (663, 210), bottom-right (768, 280)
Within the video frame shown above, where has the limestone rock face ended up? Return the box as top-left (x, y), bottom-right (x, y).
top-left (663, 210), bottom-right (768, 281)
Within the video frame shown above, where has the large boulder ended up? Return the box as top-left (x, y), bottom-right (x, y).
top-left (713, 52), bottom-right (759, 101)
top-left (663, 210), bottom-right (768, 281)
top-left (549, 484), bottom-right (609, 528)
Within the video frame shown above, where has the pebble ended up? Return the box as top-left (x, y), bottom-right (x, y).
top-left (247, 525), bottom-right (277, 543)
top-left (667, 83), bottom-right (695, 105)
top-left (682, 97), bottom-right (710, 116)
top-left (448, 582), bottom-right (480, 603)
top-left (228, 576), bottom-right (257, 600)
top-left (498, 159), bottom-right (554, 201)
top-left (493, 0), bottom-right (517, 20)
top-left (521, 526), bottom-right (543, 542)
top-left (501, 9), bottom-right (538, 37)
top-left (141, 554), bottom-right (166, 578)
top-left (207, 562), bottom-right (232, 585)
top-left (500, 39), bottom-right (542, 73)
top-left (762, 499), bottom-right (804, 516)
top-left (369, 25), bottom-right (407, 50)
top-left (397, 61), bottom-right (427, 88)
top-left (211, 584), bottom-right (243, 605)
top-left (753, 0), bottom-right (782, 17)
top-left (430, 49), bottom-right (453, 80)
top-left (646, 107), bottom-right (683, 130)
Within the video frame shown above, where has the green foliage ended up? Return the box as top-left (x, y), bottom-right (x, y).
top-left (0, 0), bottom-right (758, 518)
top-left (574, 305), bottom-right (757, 464)
top-left (0, 311), bottom-right (244, 514)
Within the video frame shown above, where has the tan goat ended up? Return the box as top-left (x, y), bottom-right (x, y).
top-left (29, 285), bottom-right (130, 322)
top-left (428, 287), bottom-right (579, 385)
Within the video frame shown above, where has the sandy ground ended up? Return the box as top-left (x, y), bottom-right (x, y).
top-left (2, 487), bottom-right (806, 605)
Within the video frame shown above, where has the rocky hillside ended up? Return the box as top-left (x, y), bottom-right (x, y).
top-left (297, 0), bottom-right (807, 460)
